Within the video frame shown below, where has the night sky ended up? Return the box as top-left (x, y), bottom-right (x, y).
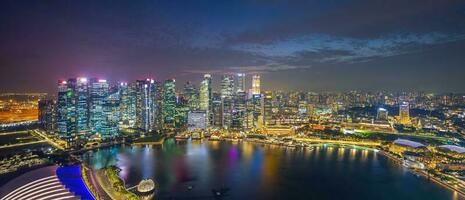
top-left (1, 0), bottom-right (465, 93)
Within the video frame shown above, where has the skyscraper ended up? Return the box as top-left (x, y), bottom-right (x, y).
top-left (377, 108), bottom-right (388, 121)
top-left (135, 79), bottom-right (160, 133)
top-left (399, 102), bottom-right (410, 124)
top-left (212, 93), bottom-right (222, 128)
top-left (252, 75), bottom-right (261, 95)
top-left (232, 90), bottom-right (246, 130)
top-left (199, 74), bottom-right (212, 126)
top-left (247, 93), bottom-right (262, 129)
top-left (103, 89), bottom-right (120, 139)
top-left (56, 78), bottom-right (92, 147)
top-left (119, 82), bottom-right (137, 128)
top-left (163, 79), bottom-right (176, 129)
top-left (262, 91), bottom-right (274, 127)
top-left (89, 78), bottom-right (109, 137)
top-left (38, 99), bottom-right (56, 134)
top-left (221, 75), bottom-right (234, 129)
top-left (174, 95), bottom-right (189, 130)
top-left (236, 73), bottom-right (245, 94)
top-left (57, 80), bottom-right (75, 146)
top-left (76, 77), bottom-right (89, 137)
top-left (182, 81), bottom-right (199, 110)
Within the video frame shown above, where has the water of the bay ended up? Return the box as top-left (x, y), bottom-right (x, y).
top-left (82, 139), bottom-right (462, 200)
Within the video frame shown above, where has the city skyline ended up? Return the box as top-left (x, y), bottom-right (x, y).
top-left (1, 0), bottom-right (465, 93)
top-left (1, 1), bottom-right (465, 200)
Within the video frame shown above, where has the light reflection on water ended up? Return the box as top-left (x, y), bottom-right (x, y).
top-left (82, 139), bottom-right (459, 200)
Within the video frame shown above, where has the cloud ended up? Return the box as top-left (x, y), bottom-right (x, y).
top-left (183, 61), bottom-right (312, 75)
top-left (224, 0), bottom-right (465, 45)
top-left (231, 32), bottom-right (465, 66)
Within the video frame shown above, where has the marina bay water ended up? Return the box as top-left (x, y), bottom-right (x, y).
top-left (82, 139), bottom-right (460, 200)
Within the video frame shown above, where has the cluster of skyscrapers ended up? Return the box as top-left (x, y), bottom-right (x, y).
top-left (39, 72), bottom-right (460, 148)
top-left (39, 74), bottom-right (269, 147)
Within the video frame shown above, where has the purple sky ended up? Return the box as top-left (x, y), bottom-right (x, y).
top-left (1, 0), bottom-right (465, 93)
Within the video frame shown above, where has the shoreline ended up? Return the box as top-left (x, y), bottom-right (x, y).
top-left (79, 138), bottom-right (465, 199)
top-left (378, 150), bottom-right (465, 199)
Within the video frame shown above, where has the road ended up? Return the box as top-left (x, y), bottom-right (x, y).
top-left (32, 129), bottom-right (65, 150)
top-left (0, 131), bottom-right (28, 136)
top-left (0, 140), bottom-right (47, 149)
top-left (294, 137), bottom-right (381, 146)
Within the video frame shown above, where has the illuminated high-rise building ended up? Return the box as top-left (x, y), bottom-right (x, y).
top-left (377, 108), bottom-right (388, 121)
top-left (38, 99), bottom-right (57, 134)
top-left (174, 96), bottom-right (189, 130)
top-left (232, 91), bottom-right (246, 130)
top-left (56, 78), bottom-right (92, 147)
top-left (252, 75), bottom-right (261, 95)
top-left (89, 78), bottom-right (109, 137)
top-left (236, 73), bottom-right (245, 94)
top-left (135, 79), bottom-right (160, 133)
top-left (57, 80), bottom-right (76, 146)
top-left (76, 77), bottom-right (90, 137)
top-left (211, 93), bottom-right (222, 128)
top-left (182, 81), bottom-right (199, 110)
top-left (119, 82), bottom-right (137, 128)
top-left (221, 75), bottom-right (234, 129)
top-left (262, 91), bottom-right (274, 127)
top-left (103, 90), bottom-right (120, 139)
top-left (221, 75), bottom-right (234, 99)
top-left (399, 102), bottom-right (410, 124)
top-left (163, 79), bottom-right (176, 129)
top-left (199, 74), bottom-right (212, 126)
top-left (247, 94), bottom-right (262, 129)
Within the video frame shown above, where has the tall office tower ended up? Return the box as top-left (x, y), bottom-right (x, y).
top-left (244, 109), bottom-right (254, 130)
top-left (235, 73), bottom-right (246, 94)
top-left (244, 98), bottom-right (257, 130)
top-left (57, 80), bottom-right (74, 146)
top-left (199, 74), bottom-right (212, 126)
top-left (57, 78), bottom-right (88, 147)
top-left (89, 78), bottom-right (109, 137)
top-left (183, 81), bottom-right (199, 110)
top-left (211, 93), bottom-right (223, 128)
top-left (221, 75), bottom-right (234, 129)
top-left (252, 75), bottom-right (261, 95)
top-left (38, 99), bottom-right (57, 134)
top-left (262, 91), bottom-right (274, 127)
top-left (232, 91), bottom-right (246, 130)
top-left (119, 82), bottom-right (137, 128)
top-left (135, 79), bottom-right (159, 134)
top-left (163, 79), bottom-right (176, 129)
top-left (399, 102), bottom-right (410, 124)
top-left (377, 108), bottom-right (389, 121)
top-left (174, 96), bottom-right (189, 130)
top-left (154, 81), bottom-right (164, 131)
top-left (220, 75), bottom-right (234, 98)
top-left (103, 90), bottom-right (120, 139)
top-left (76, 77), bottom-right (89, 137)
top-left (244, 96), bottom-right (259, 129)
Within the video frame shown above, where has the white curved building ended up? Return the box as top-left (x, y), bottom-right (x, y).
top-left (0, 165), bottom-right (94, 200)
